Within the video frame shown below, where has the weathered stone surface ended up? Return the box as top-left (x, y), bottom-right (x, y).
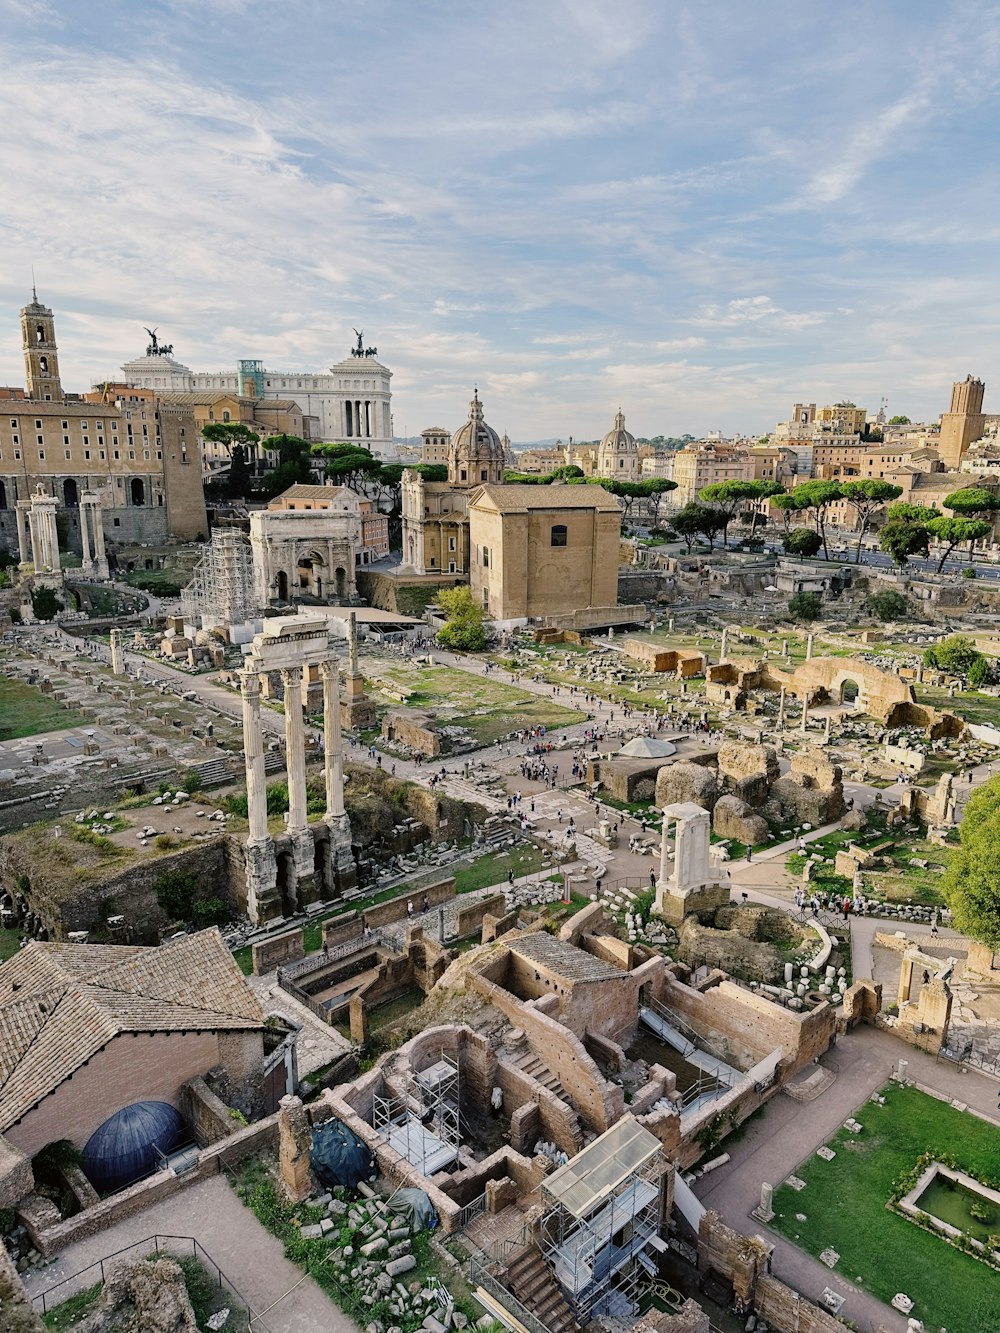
top-left (75, 1258), bottom-right (198, 1333)
top-left (712, 795), bottom-right (770, 847)
top-left (278, 1094), bottom-right (312, 1202)
top-left (655, 761), bottom-right (718, 811)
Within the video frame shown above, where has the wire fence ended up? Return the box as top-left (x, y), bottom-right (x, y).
top-left (31, 1232), bottom-right (272, 1331)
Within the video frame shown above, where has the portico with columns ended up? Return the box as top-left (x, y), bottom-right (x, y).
top-left (654, 801), bottom-right (730, 925)
top-left (19, 485), bottom-right (62, 579)
top-left (78, 490), bottom-right (109, 579)
top-left (239, 616), bottom-right (355, 924)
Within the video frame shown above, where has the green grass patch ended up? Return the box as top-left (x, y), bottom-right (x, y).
top-left (370, 664), bottom-right (582, 745)
top-left (0, 928), bottom-right (22, 962)
top-left (0, 675), bottom-right (82, 740)
top-left (453, 844), bottom-right (550, 893)
top-left (42, 1282), bottom-right (102, 1329)
top-left (916, 685), bottom-right (1000, 729)
top-left (771, 1083), bottom-right (1000, 1333)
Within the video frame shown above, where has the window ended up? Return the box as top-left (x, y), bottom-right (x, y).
top-left (63, 435), bottom-right (69, 446)
top-left (482, 546), bottom-right (489, 567)
top-left (551, 524), bottom-right (568, 548)
top-left (460, 469), bottom-right (467, 481)
top-left (64, 449), bottom-right (71, 460)
top-left (222, 410), bottom-right (230, 422)
top-left (448, 536), bottom-right (456, 551)
top-left (448, 561), bottom-right (456, 573)
top-left (38, 449), bottom-right (45, 460)
top-left (84, 450), bottom-right (91, 460)
top-left (61, 420), bottom-right (68, 430)
top-left (481, 469), bottom-right (487, 481)
top-left (36, 434), bottom-right (43, 446)
top-left (35, 419), bottom-right (42, 429)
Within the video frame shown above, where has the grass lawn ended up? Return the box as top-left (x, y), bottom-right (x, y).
top-left (0, 675), bottom-right (82, 740)
top-left (453, 843), bottom-right (550, 892)
top-left (916, 684), bottom-right (1000, 729)
top-left (0, 927), bottom-right (21, 962)
top-left (771, 1082), bottom-right (1000, 1333)
top-left (370, 664), bottom-right (582, 745)
top-left (42, 1282), bottom-right (102, 1329)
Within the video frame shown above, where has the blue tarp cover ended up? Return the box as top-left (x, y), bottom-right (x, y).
top-left (82, 1100), bottom-right (184, 1194)
top-left (310, 1118), bottom-right (377, 1190)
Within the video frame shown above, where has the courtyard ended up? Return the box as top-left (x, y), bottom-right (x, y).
top-left (770, 1081), bottom-right (1000, 1333)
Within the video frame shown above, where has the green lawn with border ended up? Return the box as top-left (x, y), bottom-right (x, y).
top-left (771, 1082), bottom-right (1000, 1333)
top-left (369, 664), bottom-right (582, 745)
top-left (0, 675), bottom-right (83, 740)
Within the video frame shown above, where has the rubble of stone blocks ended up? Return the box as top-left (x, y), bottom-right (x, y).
top-left (305, 1188), bottom-right (463, 1333)
top-left (596, 884), bottom-right (674, 950)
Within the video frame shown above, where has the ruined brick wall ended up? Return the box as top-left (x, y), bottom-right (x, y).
top-left (660, 976), bottom-right (835, 1073)
top-left (497, 1060), bottom-right (582, 1157)
top-left (501, 950), bottom-right (639, 1041)
top-left (0, 1136), bottom-right (33, 1209)
top-left (182, 1076), bottom-right (236, 1147)
top-left (454, 892), bottom-right (506, 938)
top-left (363, 878), bottom-right (456, 928)
top-left (558, 901), bottom-right (606, 945)
top-left (755, 1276), bottom-right (849, 1333)
top-left (322, 912), bottom-right (363, 947)
top-left (252, 928), bottom-right (304, 975)
top-left (381, 710), bottom-right (441, 756)
top-left (0, 1242), bottom-right (43, 1333)
top-left (482, 909), bottom-right (519, 943)
top-left (472, 972), bottom-right (623, 1132)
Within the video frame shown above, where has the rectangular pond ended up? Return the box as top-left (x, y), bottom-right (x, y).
top-left (917, 1174), bottom-right (1000, 1243)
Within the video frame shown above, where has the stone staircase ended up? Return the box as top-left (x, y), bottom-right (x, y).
top-left (505, 1044), bottom-right (584, 1149)
top-left (504, 1245), bottom-right (579, 1333)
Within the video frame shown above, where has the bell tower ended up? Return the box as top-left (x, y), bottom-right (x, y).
top-left (21, 288), bottom-right (63, 401)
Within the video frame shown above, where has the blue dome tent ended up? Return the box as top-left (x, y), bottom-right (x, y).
top-left (310, 1118), bottom-right (376, 1191)
top-left (82, 1101), bottom-right (185, 1193)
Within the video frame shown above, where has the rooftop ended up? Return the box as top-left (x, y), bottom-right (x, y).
top-left (470, 483), bottom-right (622, 512)
top-left (0, 930), bottom-right (264, 1133)
top-left (508, 932), bottom-right (624, 983)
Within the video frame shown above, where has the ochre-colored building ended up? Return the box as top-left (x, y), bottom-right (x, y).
top-left (0, 294), bottom-right (207, 555)
top-left (939, 375), bottom-right (986, 470)
top-left (468, 483), bottom-right (622, 624)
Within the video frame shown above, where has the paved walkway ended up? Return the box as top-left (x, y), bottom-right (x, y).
top-left (693, 1025), bottom-right (999, 1333)
top-left (24, 1175), bottom-right (355, 1333)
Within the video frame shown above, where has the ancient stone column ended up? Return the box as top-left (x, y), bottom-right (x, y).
top-left (347, 610), bottom-right (359, 676)
top-left (78, 499), bottom-right (92, 570)
top-left (240, 667), bottom-right (278, 923)
top-left (282, 664), bottom-right (317, 905)
top-left (282, 665), bottom-right (308, 834)
top-left (15, 502), bottom-right (29, 564)
top-left (777, 686), bottom-right (786, 728)
top-left (720, 627), bottom-right (729, 660)
top-left (754, 1182), bottom-right (774, 1222)
top-left (82, 493), bottom-right (109, 579)
top-left (658, 815), bottom-right (672, 887)
top-left (806, 632), bottom-right (815, 660)
top-left (824, 715), bottom-right (832, 745)
top-left (321, 659), bottom-right (345, 819)
top-left (800, 698), bottom-right (809, 733)
top-left (110, 628), bottom-right (126, 677)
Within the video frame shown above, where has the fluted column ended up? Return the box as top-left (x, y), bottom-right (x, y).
top-left (241, 668), bottom-right (269, 843)
top-left (282, 665), bottom-right (308, 835)
top-left (321, 658), bottom-right (345, 818)
top-left (91, 500), bottom-right (108, 576)
top-left (27, 509), bottom-right (41, 569)
top-left (79, 499), bottom-right (92, 570)
top-left (15, 503), bottom-right (29, 564)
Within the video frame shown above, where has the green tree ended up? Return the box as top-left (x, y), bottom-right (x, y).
top-left (411, 463), bottom-right (448, 483)
top-left (888, 415), bottom-right (911, 425)
top-left (878, 520), bottom-right (929, 567)
top-left (839, 479), bottom-right (903, 562)
top-left (787, 479), bottom-right (844, 559)
top-left (926, 516), bottom-right (992, 572)
top-left (924, 633), bottom-right (982, 676)
top-left (941, 774), bottom-right (1000, 947)
top-left (773, 491), bottom-right (805, 532)
top-left (312, 442), bottom-right (382, 490)
top-left (943, 486), bottom-right (1000, 519)
top-left (256, 434), bottom-right (316, 497)
top-left (788, 591), bottom-right (822, 621)
top-left (782, 527), bottom-right (822, 558)
top-left (31, 586), bottom-right (63, 620)
top-left (968, 654), bottom-right (992, 687)
top-left (671, 502), bottom-right (725, 552)
top-left (436, 585), bottom-right (487, 652)
top-left (699, 478), bottom-right (785, 546)
top-left (865, 588), bottom-right (910, 621)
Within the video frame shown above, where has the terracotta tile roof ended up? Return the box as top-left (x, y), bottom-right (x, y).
top-left (470, 483), bottom-right (623, 512)
top-left (509, 932), bottom-right (624, 982)
top-left (0, 930), bottom-right (264, 1132)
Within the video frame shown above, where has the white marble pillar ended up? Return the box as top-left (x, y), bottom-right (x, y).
top-left (241, 669), bottom-right (270, 844)
top-left (78, 500), bottom-right (93, 570)
top-left (800, 698), bottom-right (809, 733)
top-left (777, 686), bottom-right (787, 728)
top-left (15, 503), bottom-right (29, 564)
top-left (26, 509), bottom-right (42, 570)
top-left (282, 665), bottom-right (308, 835)
top-left (91, 500), bottom-right (108, 577)
top-left (658, 816), bottom-right (672, 886)
top-left (110, 628), bottom-right (126, 677)
top-left (720, 627), bottom-right (729, 660)
top-left (321, 659), bottom-right (345, 819)
top-left (806, 632), bottom-right (815, 660)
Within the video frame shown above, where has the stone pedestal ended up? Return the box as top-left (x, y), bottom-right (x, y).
top-left (110, 629), bottom-right (126, 677)
top-left (340, 672), bottom-right (377, 730)
top-left (244, 837), bottom-right (281, 924)
top-left (325, 811), bottom-right (357, 892)
top-left (752, 1181), bottom-right (774, 1222)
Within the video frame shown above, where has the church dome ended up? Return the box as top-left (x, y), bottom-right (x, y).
top-left (597, 408), bottom-right (639, 479)
top-left (449, 390), bottom-right (506, 486)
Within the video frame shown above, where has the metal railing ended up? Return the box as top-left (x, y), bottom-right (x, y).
top-left (279, 927), bottom-right (387, 981)
top-left (458, 1191), bottom-right (489, 1230)
top-left (939, 1042), bottom-right (1000, 1079)
top-left (31, 1232), bottom-right (270, 1330)
top-left (470, 1260), bottom-right (553, 1333)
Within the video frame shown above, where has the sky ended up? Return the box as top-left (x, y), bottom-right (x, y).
top-left (1, 0), bottom-right (999, 442)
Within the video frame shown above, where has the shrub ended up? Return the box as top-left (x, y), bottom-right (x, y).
top-left (865, 588), bottom-right (910, 622)
top-left (788, 591), bottom-right (822, 621)
top-left (154, 869), bottom-right (198, 920)
top-left (31, 586), bottom-right (63, 620)
top-left (182, 769), bottom-right (204, 793)
top-left (191, 897), bottom-right (229, 928)
top-left (963, 566), bottom-right (978, 579)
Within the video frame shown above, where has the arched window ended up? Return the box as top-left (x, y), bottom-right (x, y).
top-left (35, 324), bottom-right (45, 344)
top-left (551, 524), bottom-right (568, 548)
top-left (130, 478), bottom-right (145, 506)
top-left (39, 355), bottom-right (48, 373)
top-left (63, 478), bottom-right (78, 508)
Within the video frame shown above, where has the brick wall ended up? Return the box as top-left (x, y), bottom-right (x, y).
top-left (362, 877), bottom-right (456, 929)
top-left (755, 1276), bottom-right (849, 1333)
top-left (252, 928), bottom-right (304, 975)
top-left (5, 1030), bottom-right (221, 1158)
top-left (182, 1076), bottom-right (236, 1147)
top-left (454, 892), bottom-right (506, 938)
top-left (322, 912), bottom-right (363, 948)
top-left (0, 1135), bottom-right (33, 1209)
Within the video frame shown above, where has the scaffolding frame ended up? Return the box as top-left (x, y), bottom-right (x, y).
top-left (181, 529), bottom-right (259, 628)
top-left (372, 1051), bottom-right (460, 1176)
top-left (538, 1119), bottom-right (666, 1324)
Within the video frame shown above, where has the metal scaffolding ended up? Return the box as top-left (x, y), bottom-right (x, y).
top-left (372, 1052), bottom-right (460, 1176)
top-left (538, 1117), bottom-right (667, 1323)
top-left (181, 528), bottom-right (258, 627)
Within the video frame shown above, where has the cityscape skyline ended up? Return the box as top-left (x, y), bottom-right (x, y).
top-left (1, 0), bottom-right (998, 437)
